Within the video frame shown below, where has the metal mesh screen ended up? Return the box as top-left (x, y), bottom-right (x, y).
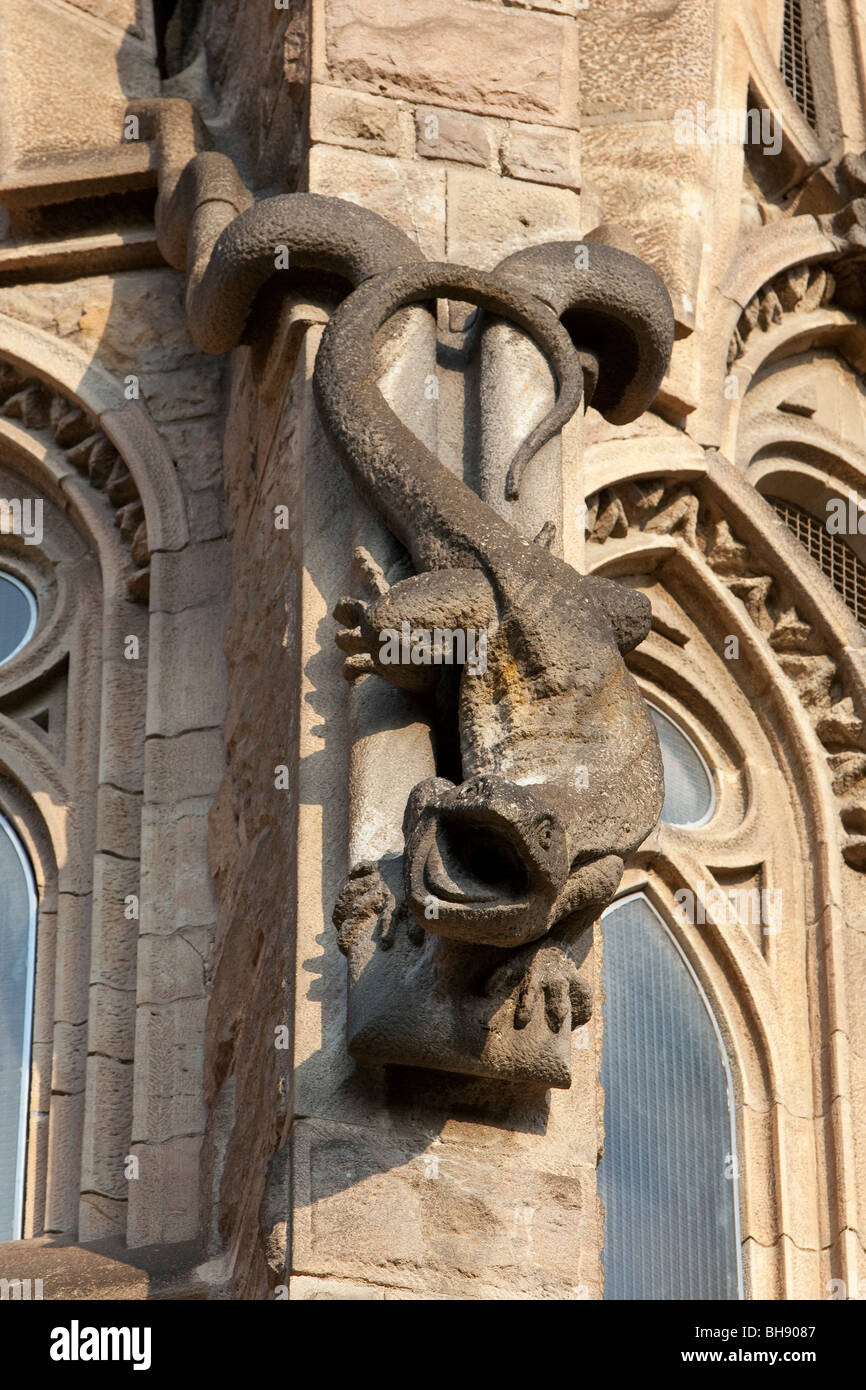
top-left (599, 895), bottom-right (742, 1300)
top-left (769, 496), bottom-right (866, 626)
top-left (0, 815), bottom-right (36, 1241)
top-left (780, 0), bottom-right (817, 127)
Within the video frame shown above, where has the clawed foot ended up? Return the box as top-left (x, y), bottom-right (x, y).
top-left (484, 944), bottom-right (592, 1033)
top-left (334, 546), bottom-right (390, 681)
top-left (332, 860), bottom-right (396, 954)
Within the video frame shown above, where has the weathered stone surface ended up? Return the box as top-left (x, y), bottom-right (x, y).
top-left (131, 998), bottom-right (209, 1145)
top-left (197, 0), bottom-right (310, 189)
top-left (446, 167), bottom-right (580, 267)
top-left (0, 0), bottom-right (156, 172)
top-left (311, 85), bottom-right (412, 157)
top-left (145, 602), bottom-right (227, 738)
top-left (51, 1022), bottom-right (87, 1096)
top-left (86, 984), bottom-right (136, 1062)
top-left (0, 1235), bottom-right (209, 1299)
top-left (415, 106), bottom-right (499, 168)
top-left (579, 0), bottom-right (715, 115)
top-left (184, 484), bottom-right (228, 544)
top-left (140, 801), bottom-right (218, 934)
top-left (289, 1274), bottom-right (385, 1300)
top-left (292, 1118), bottom-right (600, 1297)
top-left (148, 539), bottom-right (230, 616)
top-left (65, 0), bottom-right (141, 25)
top-left (137, 927), bottom-right (214, 1008)
top-left (96, 783), bottom-right (142, 861)
top-left (308, 145), bottom-right (447, 259)
top-left (322, 0), bottom-right (579, 125)
top-left (502, 121), bottom-right (581, 188)
top-left (144, 729), bottom-right (225, 806)
top-left (90, 855), bottom-right (139, 989)
top-left (81, 1056), bottom-right (134, 1195)
top-left (126, 1136), bottom-right (203, 1248)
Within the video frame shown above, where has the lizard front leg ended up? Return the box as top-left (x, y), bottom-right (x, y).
top-left (483, 939), bottom-right (592, 1033)
top-left (335, 562), bottom-right (496, 691)
top-left (332, 860), bottom-right (400, 954)
top-left (480, 849), bottom-right (623, 1031)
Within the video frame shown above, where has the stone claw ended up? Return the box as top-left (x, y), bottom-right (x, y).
top-left (335, 627), bottom-right (368, 654)
top-left (352, 545), bottom-right (390, 596)
top-left (332, 861), bottom-right (395, 954)
top-left (484, 944), bottom-right (592, 1034)
top-left (342, 652), bottom-right (376, 681)
top-left (334, 596), bottom-right (368, 627)
top-left (333, 592), bottom-right (377, 677)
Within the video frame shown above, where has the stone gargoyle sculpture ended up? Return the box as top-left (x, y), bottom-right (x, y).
top-left (321, 255), bottom-right (672, 1086)
top-left (137, 98), bottom-right (673, 1088)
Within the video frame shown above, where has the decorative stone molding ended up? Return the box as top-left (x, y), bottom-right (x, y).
top-left (0, 361), bottom-right (152, 601)
top-left (727, 154), bottom-right (866, 367)
top-left (586, 471), bottom-right (866, 870)
top-left (727, 261), bottom-right (837, 367)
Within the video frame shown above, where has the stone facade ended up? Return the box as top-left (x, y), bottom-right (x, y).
top-left (0, 0), bottom-right (864, 1304)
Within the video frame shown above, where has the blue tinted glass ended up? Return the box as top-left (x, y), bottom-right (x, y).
top-left (599, 894), bottom-right (741, 1300)
top-left (0, 816), bottom-right (36, 1241)
top-left (650, 706), bottom-right (713, 826)
top-left (0, 574), bottom-right (36, 665)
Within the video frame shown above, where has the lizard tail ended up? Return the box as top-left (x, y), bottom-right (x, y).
top-left (314, 262), bottom-right (586, 523)
top-left (494, 239), bottom-right (675, 430)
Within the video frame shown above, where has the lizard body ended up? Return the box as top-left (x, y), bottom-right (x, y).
top-left (316, 261), bottom-right (670, 960)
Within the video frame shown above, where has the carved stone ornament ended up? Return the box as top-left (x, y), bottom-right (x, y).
top-left (139, 99), bottom-right (674, 1088)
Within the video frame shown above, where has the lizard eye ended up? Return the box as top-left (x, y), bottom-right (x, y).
top-left (536, 817), bottom-right (553, 850)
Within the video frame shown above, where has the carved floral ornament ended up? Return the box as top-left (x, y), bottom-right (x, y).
top-left (585, 470), bottom-right (866, 872)
top-left (0, 362), bottom-right (151, 601)
top-left (728, 158), bottom-right (866, 368)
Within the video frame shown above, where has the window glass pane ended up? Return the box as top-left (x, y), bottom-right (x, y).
top-left (650, 706), bottom-right (713, 827)
top-left (599, 894), bottom-right (741, 1300)
top-left (0, 815), bottom-right (36, 1241)
top-left (0, 573), bottom-right (36, 665)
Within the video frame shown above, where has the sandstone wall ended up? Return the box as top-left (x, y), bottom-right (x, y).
top-left (196, 0), bottom-right (608, 1299)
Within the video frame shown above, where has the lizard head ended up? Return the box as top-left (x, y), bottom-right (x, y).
top-left (402, 773), bottom-right (631, 948)
top-left (402, 580), bottom-right (665, 949)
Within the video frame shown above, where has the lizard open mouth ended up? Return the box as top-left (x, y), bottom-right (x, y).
top-left (422, 816), bottom-right (531, 907)
top-left (407, 810), bottom-right (561, 946)
top-left (402, 774), bottom-right (572, 946)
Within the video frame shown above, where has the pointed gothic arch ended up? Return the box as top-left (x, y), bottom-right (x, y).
top-left (0, 325), bottom-right (210, 1250)
top-left (581, 448), bottom-right (862, 1298)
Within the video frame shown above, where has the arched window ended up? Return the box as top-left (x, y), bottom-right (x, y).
top-left (648, 704), bottom-right (715, 828)
top-left (0, 813), bottom-right (37, 1241)
top-left (0, 572), bottom-right (37, 666)
top-left (598, 893), bottom-right (743, 1300)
